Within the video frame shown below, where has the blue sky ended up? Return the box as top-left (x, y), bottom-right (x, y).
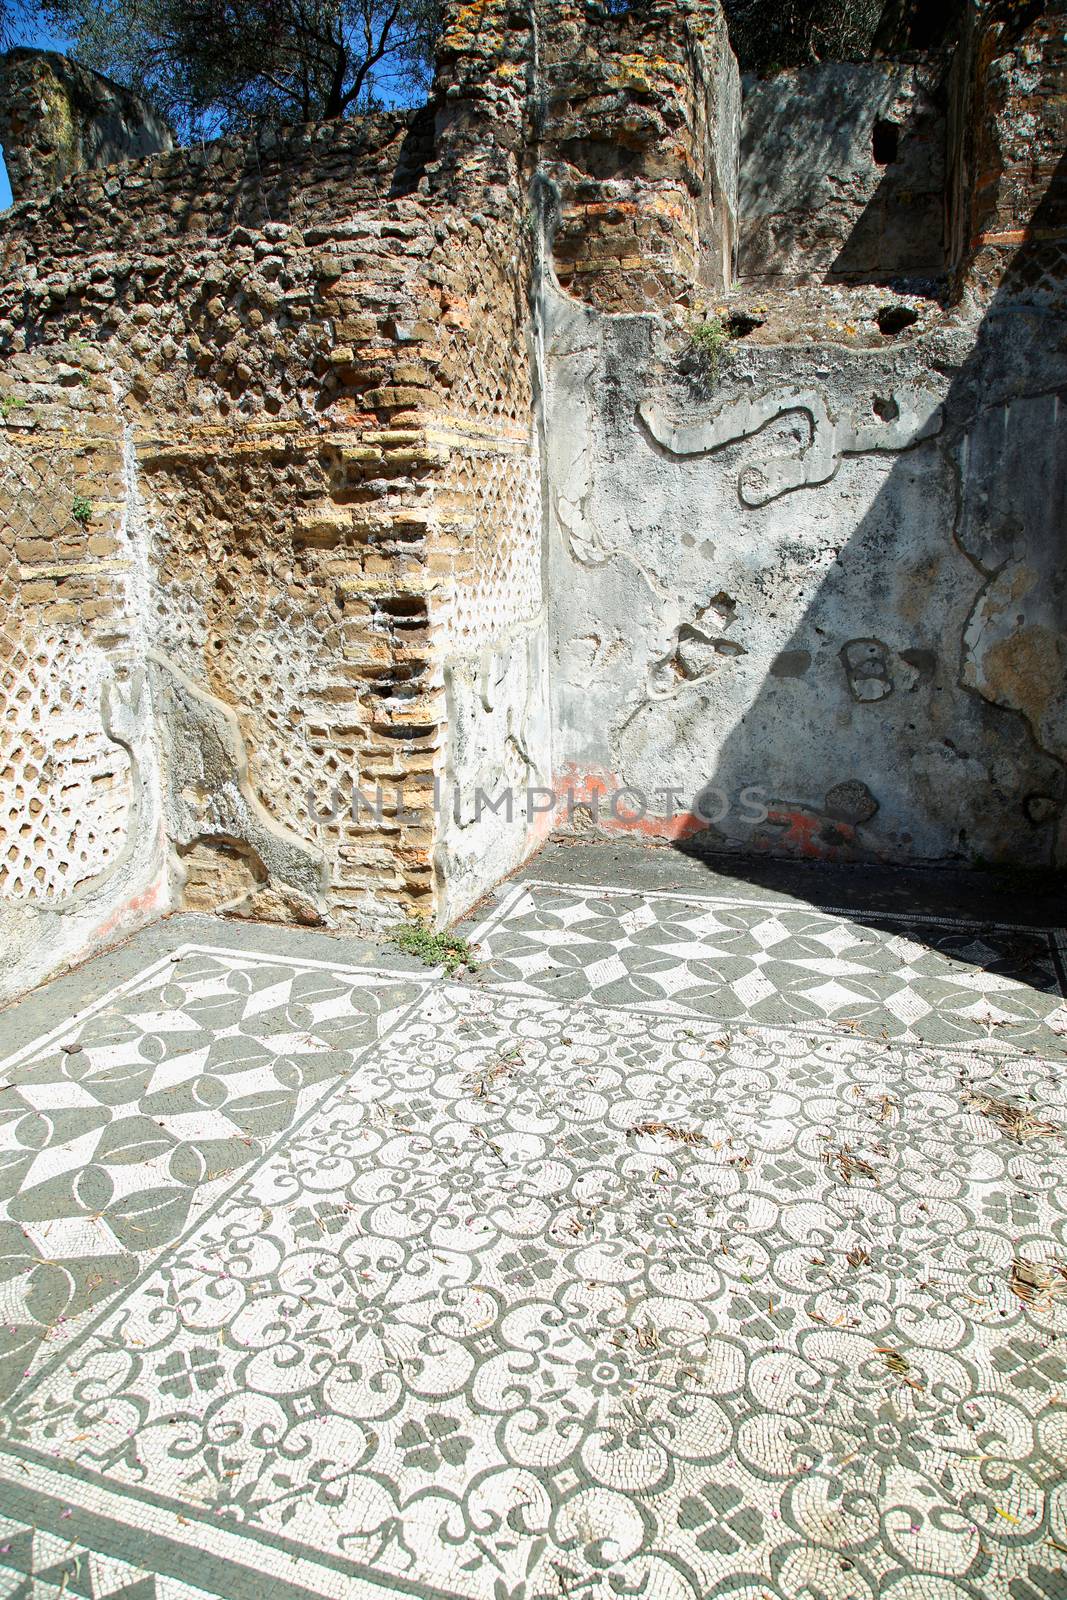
top-left (1, 17), bottom-right (73, 208)
top-left (0, 15), bottom-right (414, 207)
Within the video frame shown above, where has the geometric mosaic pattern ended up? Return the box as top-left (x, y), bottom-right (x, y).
top-left (1, 883), bottom-right (1066, 1600)
top-left (471, 878), bottom-right (1067, 1053)
top-left (0, 946), bottom-right (421, 1401)
top-left (0, 1514), bottom-right (217, 1600)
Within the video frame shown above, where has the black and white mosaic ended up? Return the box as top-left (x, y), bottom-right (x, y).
top-left (1, 887), bottom-right (1065, 1600)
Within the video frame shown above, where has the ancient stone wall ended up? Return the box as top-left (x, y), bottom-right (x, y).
top-left (738, 62), bottom-right (948, 285)
top-left (0, 0), bottom-right (1065, 1002)
top-left (536, 0), bottom-right (740, 311)
top-left (0, 4), bottom-right (548, 999)
top-left (0, 110), bottom-right (433, 259)
top-left (0, 49), bottom-right (173, 205)
top-left (542, 0), bottom-right (1067, 869)
top-left (950, 0), bottom-right (1067, 300)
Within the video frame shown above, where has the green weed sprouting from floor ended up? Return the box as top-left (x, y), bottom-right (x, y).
top-left (72, 495), bottom-right (93, 526)
top-left (391, 920), bottom-right (479, 975)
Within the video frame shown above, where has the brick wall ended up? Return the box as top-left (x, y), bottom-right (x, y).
top-left (2, 0), bottom-right (1065, 1000)
top-left (537, 0), bottom-right (740, 310)
top-left (0, 2), bottom-right (546, 994)
top-left (950, 0), bottom-right (1067, 301)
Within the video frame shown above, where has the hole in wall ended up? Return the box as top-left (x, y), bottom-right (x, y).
top-left (378, 723), bottom-right (435, 741)
top-left (725, 311), bottom-right (765, 338)
top-left (876, 304), bottom-right (918, 336)
top-left (376, 595), bottom-right (427, 622)
top-left (669, 625), bottom-right (747, 683)
top-left (872, 394), bottom-right (900, 422)
top-left (872, 118), bottom-right (900, 166)
top-left (177, 834), bottom-right (270, 881)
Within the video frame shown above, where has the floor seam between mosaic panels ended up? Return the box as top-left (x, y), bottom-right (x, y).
top-left (2, 898), bottom-right (1067, 1600)
top-left (0, 1446), bottom-right (451, 1600)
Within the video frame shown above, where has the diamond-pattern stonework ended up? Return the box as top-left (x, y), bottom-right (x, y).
top-left (0, 945), bottom-right (421, 1402)
top-left (470, 880), bottom-right (1067, 1051)
top-left (0, 628), bottom-right (133, 905)
top-left (1, 884), bottom-right (1066, 1599)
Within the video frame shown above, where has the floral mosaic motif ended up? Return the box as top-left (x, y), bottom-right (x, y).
top-left (469, 879), bottom-right (1067, 1049)
top-left (2, 885), bottom-right (1067, 1599)
top-left (1, 938), bottom-right (1066, 1599)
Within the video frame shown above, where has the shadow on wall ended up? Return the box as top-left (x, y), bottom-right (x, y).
top-left (736, 59), bottom-right (949, 288)
top-left (673, 149), bottom-right (1067, 885)
top-left (825, 83), bottom-right (945, 284)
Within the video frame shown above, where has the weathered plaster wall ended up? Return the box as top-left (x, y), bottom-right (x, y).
top-left (0, 345), bottom-right (168, 1001)
top-left (738, 62), bottom-right (947, 285)
top-left (0, 49), bottom-right (173, 205)
top-left (542, 285), bottom-right (1065, 865)
top-left (542, 1), bottom-right (1067, 869)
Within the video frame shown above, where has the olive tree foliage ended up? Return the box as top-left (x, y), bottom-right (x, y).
top-left (39, 0), bottom-right (442, 137)
top-left (13, 0), bottom-right (1053, 137)
top-left (722, 0), bottom-right (883, 72)
top-left (723, 0), bottom-right (1049, 70)
top-left (611, 0), bottom-right (1047, 73)
top-left (2, 0), bottom-right (44, 47)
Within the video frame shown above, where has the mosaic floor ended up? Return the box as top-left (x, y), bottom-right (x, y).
top-left (1, 874), bottom-right (1066, 1600)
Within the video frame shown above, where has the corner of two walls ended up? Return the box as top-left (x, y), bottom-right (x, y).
top-left (0, 122), bottom-right (458, 1003)
top-left (3, 0), bottom-right (1065, 1007)
top-left (437, 0), bottom-right (744, 915)
top-left (0, 4), bottom-right (554, 1001)
top-left (429, 1), bottom-right (552, 923)
top-left (540, 1), bottom-right (1067, 871)
top-left (427, 213), bottom-right (553, 927)
top-left (0, 287), bottom-right (336, 1006)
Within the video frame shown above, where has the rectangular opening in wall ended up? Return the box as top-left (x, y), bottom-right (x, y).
top-left (737, 64), bottom-right (947, 289)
